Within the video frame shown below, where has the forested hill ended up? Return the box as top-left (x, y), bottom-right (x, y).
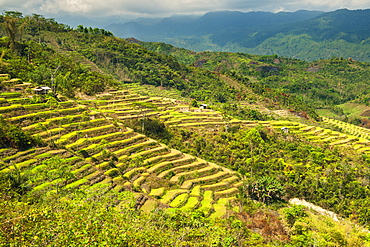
top-left (270, 9), bottom-right (370, 43)
top-left (107, 9), bottom-right (370, 62)
top-left (139, 40), bottom-right (370, 125)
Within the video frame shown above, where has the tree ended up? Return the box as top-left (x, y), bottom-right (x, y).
top-left (242, 127), bottom-right (266, 159)
top-left (4, 164), bottom-right (30, 196)
top-left (222, 112), bottom-right (232, 132)
top-left (0, 50), bottom-right (9, 68)
top-left (0, 115), bottom-right (38, 150)
top-left (243, 176), bottom-right (284, 204)
top-left (2, 11), bottom-right (27, 51)
top-left (76, 25), bottom-right (84, 33)
top-left (25, 14), bottom-right (44, 43)
top-left (131, 102), bottom-right (157, 133)
top-left (38, 156), bottom-right (75, 194)
top-left (191, 99), bottom-right (198, 107)
top-left (51, 63), bottom-right (61, 94)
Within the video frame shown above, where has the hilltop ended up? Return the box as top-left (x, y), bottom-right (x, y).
top-left (1, 12), bottom-right (370, 246)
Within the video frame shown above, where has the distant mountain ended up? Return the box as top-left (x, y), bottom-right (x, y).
top-left (107, 10), bottom-right (323, 39)
top-left (106, 9), bottom-right (370, 61)
top-left (278, 9), bottom-right (370, 43)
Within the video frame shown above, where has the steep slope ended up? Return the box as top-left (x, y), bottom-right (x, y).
top-left (140, 40), bottom-right (370, 123)
top-left (40, 29), bottom-right (320, 120)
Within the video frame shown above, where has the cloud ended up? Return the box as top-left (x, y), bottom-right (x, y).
top-left (1, 0), bottom-right (369, 18)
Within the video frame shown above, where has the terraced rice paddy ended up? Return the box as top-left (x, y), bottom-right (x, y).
top-left (3, 83), bottom-right (370, 219)
top-left (267, 120), bottom-right (370, 155)
top-left (322, 117), bottom-right (370, 139)
top-left (0, 88), bottom-right (243, 218)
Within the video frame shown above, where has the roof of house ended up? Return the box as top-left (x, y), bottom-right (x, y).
top-left (33, 86), bottom-right (51, 91)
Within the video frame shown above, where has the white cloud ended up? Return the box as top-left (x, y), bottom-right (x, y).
top-left (273, 7), bottom-right (286, 13)
top-left (37, 0), bottom-right (90, 14)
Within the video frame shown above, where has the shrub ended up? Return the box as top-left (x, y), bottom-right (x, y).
top-left (0, 115), bottom-right (41, 149)
top-left (282, 205), bottom-right (307, 227)
top-left (243, 176), bottom-right (284, 204)
top-left (125, 118), bottom-right (172, 141)
top-left (104, 168), bottom-right (119, 177)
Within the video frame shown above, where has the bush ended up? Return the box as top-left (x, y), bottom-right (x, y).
top-left (104, 168), bottom-right (120, 177)
top-left (243, 176), bottom-right (284, 204)
top-left (125, 118), bottom-right (172, 141)
top-left (282, 205), bottom-right (307, 227)
top-left (0, 115), bottom-right (41, 149)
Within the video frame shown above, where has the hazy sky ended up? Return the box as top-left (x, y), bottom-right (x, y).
top-left (1, 0), bottom-right (369, 19)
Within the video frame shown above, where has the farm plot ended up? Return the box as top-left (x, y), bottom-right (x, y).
top-left (268, 120), bottom-right (370, 155)
top-left (322, 117), bottom-right (370, 140)
top-left (73, 119), bottom-right (244, 217)
top-left (0, 145), bottom-right (113, 195)
top-left (94, 89), bottom-right (233, 129)
top-left (121, 83), bottom-right (186, 101)
top-left (10, 86), bottom-right (364, 219)
top-left (87, 89), bottom-right (370, 216)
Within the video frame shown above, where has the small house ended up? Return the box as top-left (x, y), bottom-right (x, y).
top-left (281, 127), bottom-right (289, 133)
top-left (199, 104), bottom-right (208, 109)
top-left (33, 86), bottom-right (51, 95)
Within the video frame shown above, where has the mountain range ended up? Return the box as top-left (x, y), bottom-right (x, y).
top-left (106, 9), bottom-right (370, 61)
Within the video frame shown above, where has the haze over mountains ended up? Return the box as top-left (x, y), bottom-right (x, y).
top-left (106, 9), bottom-right (370, 61)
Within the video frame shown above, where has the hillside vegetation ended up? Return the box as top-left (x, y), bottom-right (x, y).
top-left (1, 11), bottom-right (370, 246)
top-left (140, 41), bottom-right (370, 123)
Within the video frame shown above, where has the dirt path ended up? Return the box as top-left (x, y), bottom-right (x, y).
top-left (289, 198), bottom-right (339, 221)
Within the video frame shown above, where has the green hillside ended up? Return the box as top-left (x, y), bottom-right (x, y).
top-left (140, 41), bottom-right (370, 123)
top-left (1, 12), bottom-right (370, 246)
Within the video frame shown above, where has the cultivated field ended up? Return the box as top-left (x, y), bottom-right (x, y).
top-left (2, 80), bottom-right (370, 218)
